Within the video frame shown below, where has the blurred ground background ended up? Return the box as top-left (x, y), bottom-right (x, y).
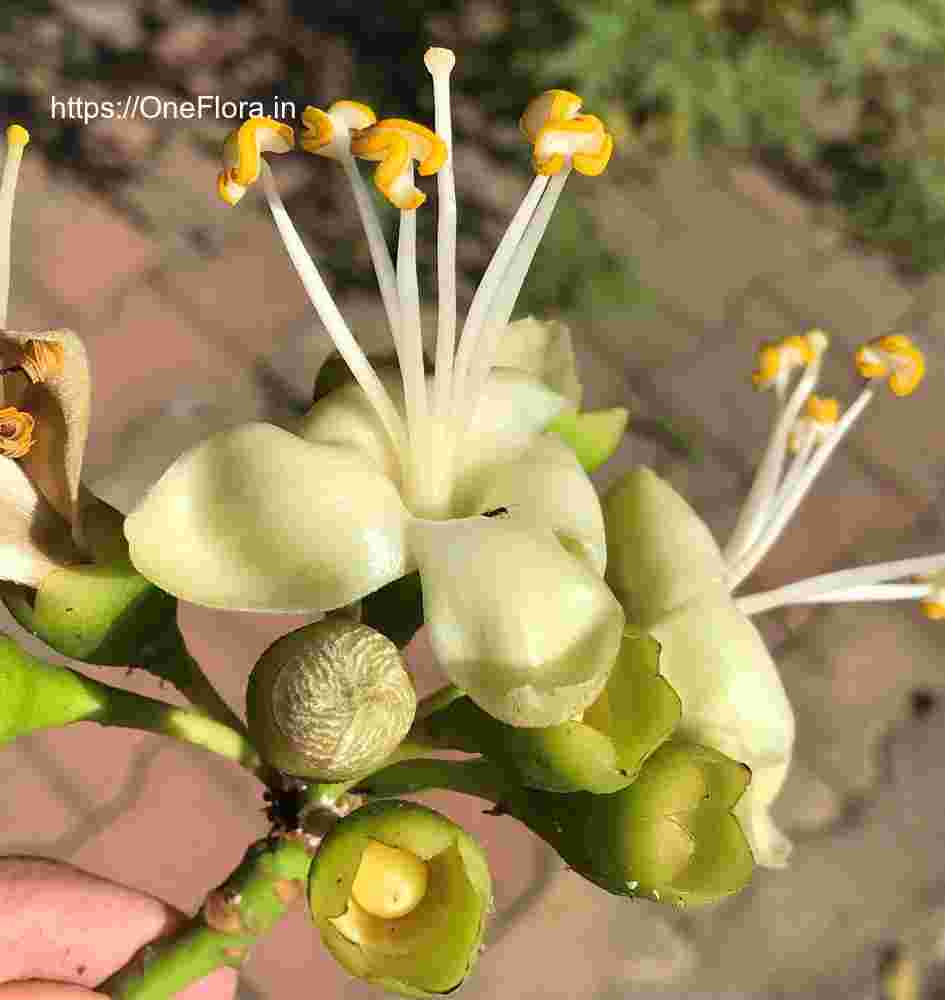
top-left (2, 1), bottom-right (945, 998)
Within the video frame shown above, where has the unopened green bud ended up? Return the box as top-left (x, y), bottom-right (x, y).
top-left (1, 502), bottom-right (177, 665)
top-left (247, 619), bottom-right (416, 781)
top-left (422, 629), bottom-right (680, 793)
top-left (527, 741), bottom-right (754, 906)
top-left (308, 799), bottom-right (492, 998)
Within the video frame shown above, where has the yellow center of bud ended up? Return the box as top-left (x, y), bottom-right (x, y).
top-left (0, 405), bottom-right (35, 458)
top-left (350, 839), bottom-right (429, 919)
top-left (855, 334), bottom-right (926, 397)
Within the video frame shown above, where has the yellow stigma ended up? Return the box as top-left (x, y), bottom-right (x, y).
top-left (350, 118), bottom-right (446, 209)
top-left (216, 116), bottom-right (294, 206)
top-left (917, 572), bottom-right (945, 621)
top-left (0, 405), bottom-right (35, 458)
top-left (5, 124), bottom-right (29, 150)
top-left (855, 334), bottom-right (925, 397)
top-left (520, 90), bottom-right (614, 177)
top-left (350, 840), bottom-right (429, 919)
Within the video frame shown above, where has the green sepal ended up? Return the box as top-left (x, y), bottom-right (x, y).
top-left (547, 407), bottom-right (629, 473)
top-left (360, 571), bottom-right (424, 650)
top-left (0, 635), bottom-right (107, 743)
top-left (2, 560), bottom-right (177, 666)
top-left (527, 741), bottom-right (754, 906)
top-left (308, 800), bottom-right (492, 998)
top-left (421, 629), bottom-right (680, 793)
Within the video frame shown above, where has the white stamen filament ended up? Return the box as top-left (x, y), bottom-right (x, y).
top-left (260, 163), bottom-right (407, 459)
top-left (340, 150), bottom-right (403, 349)
top-left (735, 553), bottom-right (945, 615)
top-left (395, 164), bottom-right (431, 510)
top-left (462, 166), bottom-right (572, 427)
top-left (723, 355), bottom-right (823, 564)
top-left (726, 386), bottom-right (874, 591)
top-left (0, 130), bottom-right (27, 329)
top-left (450, 174), bottom-right (549, 427)
top-left (425, 48), bottom-right (459, 427)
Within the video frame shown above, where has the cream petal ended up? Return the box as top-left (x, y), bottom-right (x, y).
top-left (604, 467), bottom-right (728, 629)
top-left (649, 585), bottom-right (796, 869)
top-left (491, 316), bottom-right (582, 407)
top-left (125, 422), bottom-right (411, 613)
top-left (451, 433), bottom-right (606, 575)
top-left (0, 454), bottom-right (80, 587)
top-left (297, 370), bottom-right (405, 486)
top-left (1, 329), bottom-right (90, 549)
top-left (408, 514), bottom-right (625, 727)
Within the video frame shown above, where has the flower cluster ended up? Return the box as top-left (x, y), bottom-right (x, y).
top-left (1, 42), bottom-right (942, 1000)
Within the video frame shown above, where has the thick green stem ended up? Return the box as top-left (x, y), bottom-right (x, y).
top-left (356, 755), bottom-right (512, 803)
top-left (99, 836), bottom-right (314, 1000)
top-left (0, 636), bottom-right (261, 775)
top-left (100, 687), bottom-right (262, 774)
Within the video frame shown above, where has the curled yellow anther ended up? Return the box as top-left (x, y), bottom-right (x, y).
top-left (519, 90), bottom-right (614, 177)
top-left (789, 395), bottom-right (840, 452)
top-left (752, 331), bottom-right (826, 390)
top-left (0, 405), bottom-right (35, 458)
top-left (6, 124), bottom-right (30, 150)
top-left (17, 339), bottom-right (65, 383)
top-left (216, 116), bottom-right (294, 206)
top-left (350, 118), bottom-right (446, 209)
top-left (918, 571), bottom-right (945, 621)
top-left (301, 101), bottom-right (377, 159)
top-left (519, 89), bottom-right (584, 142)
top-left (855, 334), bottom-right (925, 397)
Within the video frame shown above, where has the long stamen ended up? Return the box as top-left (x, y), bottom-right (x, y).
top-left (462, 166), bottom-right (571, 422)
top-left (395, 163), bottom-right (430, 507)
top-left (735, 553), bottom-right (945, 615)
top-left (424, 47), bottom-right (458, 426)
top-left (340, 151), bottom-right (403, 350)
top-left (259, 163), bottom-right (407, 457)
top-left (0, 125), bottom-right (29, 329)
top-left (450, 174), bottom-right (549, 427)
top-left (723, 334), bottom-right (827, 564)
top-left (726, 386), bottom-right (874, 591)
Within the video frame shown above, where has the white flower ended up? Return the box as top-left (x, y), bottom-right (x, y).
top-left (605, 328), bottom-right (940, 869)
top-left (0, 124), bottom-right (107, 590)
top-left (125, 51), bottom-right (624, 728)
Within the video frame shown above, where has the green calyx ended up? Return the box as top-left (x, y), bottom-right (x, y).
top-left (531, 741), bottom-right (754, 905)
top-left (1, 501), bottom-right (176, 666)
top-left (421, 629), bottom-right (680, 793)
top-left (547, 406), bottom-right (629, 473)
top-left (308, 800), bottom-right (492, 998)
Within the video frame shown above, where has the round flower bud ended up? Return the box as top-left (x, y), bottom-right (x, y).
top-left (421, 629), bottom-right (680, 793)
top-left (246, 619), bottom-right (416, 781)
top-left (308, 799), bottom-right (492, 997)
